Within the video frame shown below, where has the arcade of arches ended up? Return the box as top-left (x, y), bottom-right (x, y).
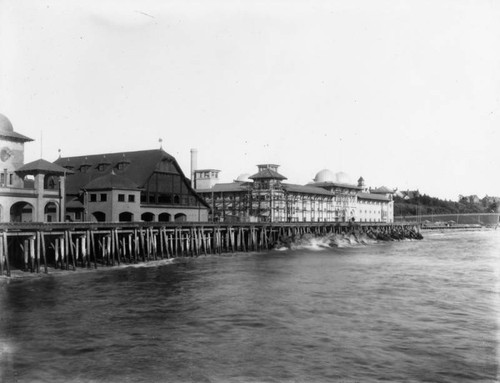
top-left (7, 201), bottom-right (60, 223)
top-left (90, 211), bottom-right (186, 223)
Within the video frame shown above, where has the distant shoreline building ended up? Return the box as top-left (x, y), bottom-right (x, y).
top-left (55, 149), bottom-right (209, 222)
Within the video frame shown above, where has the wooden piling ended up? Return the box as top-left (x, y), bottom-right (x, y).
top-left (0, 235), bottom-right (4, 276)
top-left (30, 236), bottom-right (36, 273)
top-left (22, 239), bottom-right (29, 271)
top-left (158, 228), bottom-right (164, 258)
top-left (152, 229), bottom-right (158, 260)
top-left (67, 232), bottom-right (76, 271)
top-left (40, 233), bottom-right (47, 273)
top-left (21, 239), bottom-right (28, 272)
top-left (60, 236), bottom-right (66, 270)
top-left (90, 231), bottom-right (97, 269)
top-left (3, 232), bottom-right (10, 277)
top-left (54, 238), bottom-right (59, 269)
top-left (114, 229), bottom-right (121, 265)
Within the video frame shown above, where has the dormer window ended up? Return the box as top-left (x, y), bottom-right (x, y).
top-left (79, 164), bottom-right (91, 173)
top-left (79, 157), bottom-right (91, 173)
top-left (97, 156), bottom-right (111, 172)
top-left (116, 155), bottom-right (131, 171)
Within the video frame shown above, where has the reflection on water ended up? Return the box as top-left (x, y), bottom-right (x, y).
top-left (1, 230), bottom-right (499, 382)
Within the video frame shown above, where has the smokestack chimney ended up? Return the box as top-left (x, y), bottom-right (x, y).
top-left (190, 148), bottom-right (198, 188)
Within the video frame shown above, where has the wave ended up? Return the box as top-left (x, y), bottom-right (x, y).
top-left (274, 230), bottom-right (420, 251)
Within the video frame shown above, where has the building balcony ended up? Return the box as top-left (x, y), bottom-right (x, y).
top-left (0, 186), bottom-right (61, 198)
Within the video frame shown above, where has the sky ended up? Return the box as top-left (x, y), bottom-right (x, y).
top-left (1, 0), bottom-right (499, 201)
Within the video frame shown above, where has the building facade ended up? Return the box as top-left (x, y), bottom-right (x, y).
top-left (196, 164), bottom-right (393, 223)
top-left (0, 113), bottom-right (69, 222)
top-left (356, 193), bottom-right (393, 222)
top-left (55, 149), bottom-right (209, 222)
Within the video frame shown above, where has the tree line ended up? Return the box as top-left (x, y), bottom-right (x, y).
top-left (394, 194), bottom-right (499, 217)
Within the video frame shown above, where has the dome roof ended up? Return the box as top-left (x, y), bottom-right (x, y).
top-left (235, 173), bottom-right (251, 182)
top-left (334, 171), bottom-right (353, 185)
top-left (0, 114), bottom-right (14, 133)
top-left (313, 169), bottom-right (335, 183)
top-left (0, 113), bottom-right (33, 142)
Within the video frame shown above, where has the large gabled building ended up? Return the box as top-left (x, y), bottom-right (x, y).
top-left (55, 149), bottom-right (209, 222)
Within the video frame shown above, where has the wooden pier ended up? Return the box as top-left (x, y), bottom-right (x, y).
top-left (0, 221), bottom-right (421, 277)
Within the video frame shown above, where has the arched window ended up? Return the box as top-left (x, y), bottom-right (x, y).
top-left (119, 212), bottom-right (134, 222)
top-left (10, 201), bottom-right (34, 223)
top-left (174, 213), bottom-right (187, 222)
top-left (141, 212), bottom-right (155, 222)
top-left (158, 213), bottom-right (171, 222)
top-left (44, 202), bottom-right (58, 222)
top-left (92, 211), bottom-right (106, 222)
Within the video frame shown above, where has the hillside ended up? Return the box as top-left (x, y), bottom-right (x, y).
top-left (394, 194), bottom-right (499, 217)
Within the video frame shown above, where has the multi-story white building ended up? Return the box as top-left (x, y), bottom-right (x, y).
top-left (196, 164), bottom-right (394, 223)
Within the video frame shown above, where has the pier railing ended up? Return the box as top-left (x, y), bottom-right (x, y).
top-left (0, 221), bottom-right (421, 277)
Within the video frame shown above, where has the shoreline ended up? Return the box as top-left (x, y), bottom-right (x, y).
top-left (421, 225), bottom-right (497, 232)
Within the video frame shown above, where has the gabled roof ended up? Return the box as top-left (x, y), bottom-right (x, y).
top-left (283, 183), bottom-right (333, 196)
top-left (195, 169), bottom-right (220, 173)
top-left (312, 181), bottom-right (362, 190)
top-left (16, 158), bottom-right (72, 176)
top-left (403, 190), bottom-right (420, 199)
top-left (84, 172), bottom-right (139, 191)
top-left (197, 182), bottom-right (335, 196)
top-left (54, 149), bottom-right (176, 195)
top-left (358, 192), bottom-right (390, 201)
top-left (66, 198), bottom-right (84, 209)
top-left (197, 182), bottom-right (251, 193)
top-left (249, 168), bottom-right (287, 180)
top-left (371, 186), bottom-right (393, 194)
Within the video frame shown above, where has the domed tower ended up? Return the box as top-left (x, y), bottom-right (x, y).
top-left (0, 113), bottom-right (72, 223)
top-left (234, 173), bottom-right (251, 183)
top-left (313, 169), bottom-right (335, 183)
top-left (0, 114), bottom-right (13, 132)
top-left (0, 113), bottom-right (34, 188)
top-left (334, 171), bottom-right (353, 185)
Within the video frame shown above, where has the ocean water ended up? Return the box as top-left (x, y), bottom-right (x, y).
top-left (0, 230), bottom-right (499, 382)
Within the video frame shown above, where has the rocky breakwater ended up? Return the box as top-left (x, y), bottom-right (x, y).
top-left (274, 225), bottom-right (423, 250)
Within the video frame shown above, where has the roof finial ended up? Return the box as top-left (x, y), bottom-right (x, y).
top-left (159, 138), bottom-right (163, 150)
top-left (58, 148), bottom-right (61, 158)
